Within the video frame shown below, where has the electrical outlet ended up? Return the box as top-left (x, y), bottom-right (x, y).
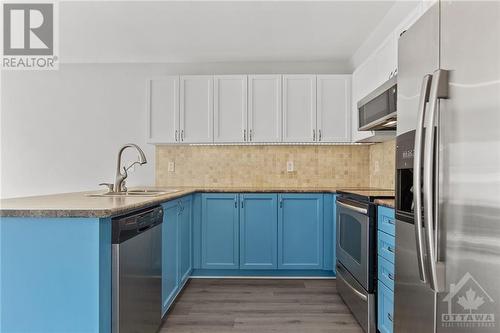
top-left (287, 161), bottom-right (294, 172)
top-left (168, 161), bottom-right (175, 172)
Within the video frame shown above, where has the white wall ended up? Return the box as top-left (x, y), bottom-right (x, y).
top-left (0, 61), bottom-right (346, 199)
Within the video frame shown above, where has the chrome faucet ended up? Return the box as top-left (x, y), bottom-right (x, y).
top-left (99, 144), bottom-right (147, 193)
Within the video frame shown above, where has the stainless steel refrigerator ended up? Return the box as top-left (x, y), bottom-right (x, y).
top-left (395, 1), bottom-right (500, 333)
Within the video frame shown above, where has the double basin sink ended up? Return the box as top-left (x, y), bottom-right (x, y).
top-left (87, 188), bottom-right (180, 197)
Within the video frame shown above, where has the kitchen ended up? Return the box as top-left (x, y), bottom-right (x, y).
top-left (1, 1), bottom-right (499, 333)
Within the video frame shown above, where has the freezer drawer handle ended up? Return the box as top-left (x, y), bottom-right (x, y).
top-left (337, 265), bottom-right (367, 302)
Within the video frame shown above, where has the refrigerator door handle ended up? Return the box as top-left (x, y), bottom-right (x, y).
top-left (414, 74), bottom-right (433, 283)
top-left (423, 69), bottom-right (449, 292)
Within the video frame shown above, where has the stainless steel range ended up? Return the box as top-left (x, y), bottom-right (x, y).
top-left (336, 190), bottom-right (394, 333)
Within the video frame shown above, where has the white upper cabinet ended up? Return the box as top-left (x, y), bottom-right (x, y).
top-left (282, 75), bottom-right (317, 142)
top-left (316, 75), bottom-right (351, 143)
top-left (147, 76), bottom-right (179, 144)
top-left (248, 75), bottom-right (282, 143)
top-left (180, 76), bottom-right (214, 143)
top-left (213, 75), bottom-right (247, 143)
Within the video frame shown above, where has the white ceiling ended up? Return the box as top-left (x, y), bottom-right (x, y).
top-left (60, 1), bottom-right (398, 64)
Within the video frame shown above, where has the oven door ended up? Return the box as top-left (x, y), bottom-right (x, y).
top-left (336, 198), bottom-right (372, 291)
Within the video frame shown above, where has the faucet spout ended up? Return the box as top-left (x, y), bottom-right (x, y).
top-left (114, 144), bottom-right (147, 192)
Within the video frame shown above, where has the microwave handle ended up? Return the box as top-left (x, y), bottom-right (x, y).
top-left (413, 74), bottom-right (432, 283)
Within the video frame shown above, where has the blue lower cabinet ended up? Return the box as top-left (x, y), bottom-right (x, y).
top-left (201, 193), bottom-right (240, 269)
top-left (278, 194), bottom-right (324, 269)
top-left (0, 217), bottom-right (111, 333)
top-left (378, 255), bottom-right (395, 291)
top-left (323, 194), bottom-right (336, 272)
top-left (239, 194), bottom-right (278, 269)
top-left (161, 199), bottom-right (180, 314)
top-left (179, 195), bottom-right (193, 284)
top-left (378, 206), bottom-right (396, 236)
top-left (378, 280), bottom-right (394, 333)
top-left (378, 230), bottom-right (396, 264)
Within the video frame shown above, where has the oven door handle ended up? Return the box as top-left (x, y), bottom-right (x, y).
top-left (337, 200), bottom-right (368, 215)
top-left (337, 264), bottom-right (368, 302)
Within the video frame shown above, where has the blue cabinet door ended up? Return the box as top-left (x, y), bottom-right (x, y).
top-left (239, 193), bottom-right (278, 269)
top-left (378, 280), bottom-right (394, 333)
top-left (161, 199), bottom-right (179, 315)
top-left (179, 195), bottom-right (193, 283)
top-left (278, 194), bottom-right (324, 269)
top-left (201, 193), bottom-right (239, 269)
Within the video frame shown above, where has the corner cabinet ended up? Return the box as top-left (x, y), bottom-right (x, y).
top-left (278, 194), bottom-right (324, 269)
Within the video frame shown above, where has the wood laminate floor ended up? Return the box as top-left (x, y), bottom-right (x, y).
top-left (159, 278), bottom-right (363, 333)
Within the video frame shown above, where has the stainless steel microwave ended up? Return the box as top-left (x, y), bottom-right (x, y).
top-left (357, 76), bottom-right (397, 131)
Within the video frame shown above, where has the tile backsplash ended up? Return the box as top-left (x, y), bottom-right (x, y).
top-left (369, 139), bottom-right (396, 189)
top-left (156, 141), bottom-right (395, 189)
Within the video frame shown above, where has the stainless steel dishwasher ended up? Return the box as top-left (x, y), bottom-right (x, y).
top-left (112, 206), bottom-right (163, 333)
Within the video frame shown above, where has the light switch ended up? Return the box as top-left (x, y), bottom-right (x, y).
top-left (287, 161), bottom-right (294, 172)
top-left (168, 161), bottom-right (175, 172)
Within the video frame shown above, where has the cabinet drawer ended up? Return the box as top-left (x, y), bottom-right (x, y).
top-left (378, 255), bottom-right (395, 291)
top-left (377, 206), bottom-right (395, 236)
top-left (378, 231), bottom-right (395, 264)
top-left (377, 280), bottom-right (394, 333)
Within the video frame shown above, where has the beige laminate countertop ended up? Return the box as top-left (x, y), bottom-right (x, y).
top-left (374, 198), bottom-right (396, 209)
top-left (0, 186), bottom-right (395, 218)
top-left (0, 186), bottom-right (360, 218)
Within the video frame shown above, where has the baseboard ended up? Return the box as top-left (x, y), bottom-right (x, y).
top-left (190, 269), bottom-right (336, 278)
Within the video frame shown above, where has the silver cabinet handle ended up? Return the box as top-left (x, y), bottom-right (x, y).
top-left (313, 129), bottom-right (316, 141)
top-left (413, 74), bottom-right (432, 283)
top-left (249, 129), bottom-right (253, 141)
top-left (423, 69), bottom-right (448, 292)
top-left (388, 313), bottom-right (393, 322)
top-left (337, 200), bottom-right (368, 215)
top-left (388, 273), bottom-right (394, 281)
top-left (175, 130), bottom-right (178, 142)
top-left (318, 129), bottom-right (322, 141)
top-left (243, 129), bottom-right (247, 141)
top-left (181, 130), bottom-right (184, 141)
